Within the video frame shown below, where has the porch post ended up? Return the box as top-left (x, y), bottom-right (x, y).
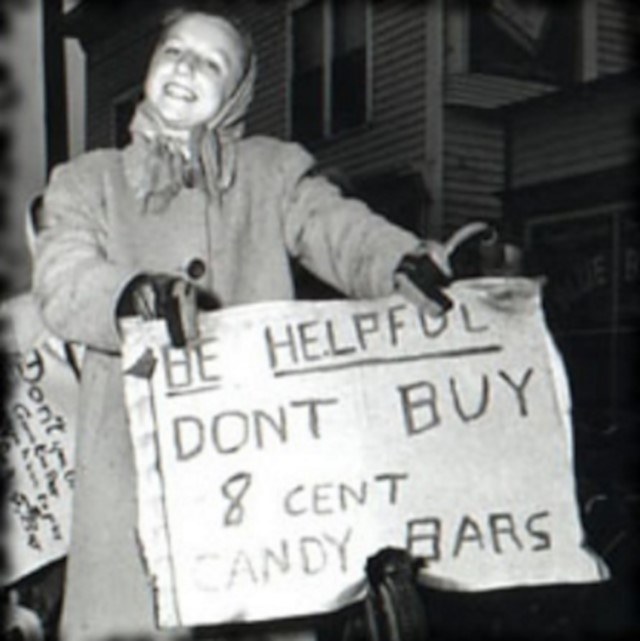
top-left (42, 0), bottom-right (69, 173)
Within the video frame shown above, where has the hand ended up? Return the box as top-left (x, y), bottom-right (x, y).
top-left (395, 222), bottom-right (520, 316)
top-left (118, 273), bottom-right (219, 347)
top-left (394, 248), bottom-right (453, 316)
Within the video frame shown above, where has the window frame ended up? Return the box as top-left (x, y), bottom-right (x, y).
top-left (445, 0), bottom-right (596, 85)
top-left (286, 0), bottom-right (373, 144)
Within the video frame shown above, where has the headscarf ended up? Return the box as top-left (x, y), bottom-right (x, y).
top-left (124, 45), bottom-right (257, 210)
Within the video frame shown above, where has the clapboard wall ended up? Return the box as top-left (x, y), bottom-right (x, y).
top-left (439, 0), bottom-right (637, 234)
top-left (508, 74), bottom-right (638, 190)
top-left (239, 0), bottom-right (432, 175)
top-left (69, 0), bottom-right (637, 232)
top-left (597, 0), bottom-right (637, 76)
top-left (315, 1), bottom-right (428, 178)
top-left (240, 2), bottom-right (288, 140)
top-left (442, 107), bottom-right (504, 235)
top-left (73, 3), bottom-right (160, 150)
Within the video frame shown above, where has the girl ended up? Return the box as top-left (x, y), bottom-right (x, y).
top-left (34, 8), bottom-right (481, 640)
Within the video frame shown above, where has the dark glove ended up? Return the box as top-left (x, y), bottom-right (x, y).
top-left (396, 223), bottom-right (523, 317)
top-left (395, 252), bottom-right (453, 314)
top-left (117, 273), bottom-right (219, 347)
top-left (395, 222), bottom-right (496, 315)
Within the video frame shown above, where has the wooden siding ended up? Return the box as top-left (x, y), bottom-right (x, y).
top-left (443, 108), bottom-right (504, 233)
top-left (597, 0), bottom-right (637, 76)
top-left (84, 9), bottom-right (162, 149)
top-left (314, 1), bottom-right (427, 178)
top-left (445, 74), bottom-right (555, 109)
top-left (508, 77), bottom-right (639, 188)
top-left (239, 2), bottom-right (288, 139)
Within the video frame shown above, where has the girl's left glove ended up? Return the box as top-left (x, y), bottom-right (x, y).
top-left (395, 222), bottom-right (517, 315)
top-left (395, 248), bottom-right (453, 315)
top-left (117, 273), bottom-right (219, 347)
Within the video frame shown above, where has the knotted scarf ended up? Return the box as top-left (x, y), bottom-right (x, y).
top-left (124, 53), bottom-right (257, 211)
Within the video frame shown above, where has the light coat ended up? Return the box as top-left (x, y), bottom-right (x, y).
top-left (33, 135), bottom-right (420, 640)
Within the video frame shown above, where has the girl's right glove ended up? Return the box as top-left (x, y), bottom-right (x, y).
top-left (117, 273), bottom-right (219, 347)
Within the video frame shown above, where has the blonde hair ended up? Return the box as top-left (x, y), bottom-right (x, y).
top-left (157, 7), bottom-right (253, 74)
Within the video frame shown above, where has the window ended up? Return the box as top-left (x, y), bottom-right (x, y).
top-left (290, 0), bottom-right (369, 145)
top-left (447, 0), bottom-right (587, 88)
top-left (468, 0), bottom-right (581, 86)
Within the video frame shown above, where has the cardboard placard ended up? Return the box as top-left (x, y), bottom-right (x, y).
top-left (121, 278), bottom-right (607, 628)
top-left (1, 296), bottom-right (79, 585)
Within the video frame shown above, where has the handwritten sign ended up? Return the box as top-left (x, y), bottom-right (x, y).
top-left (1, 296), bottom-right (79, 585)
top-left (121, 278), bottom-right (607, 629)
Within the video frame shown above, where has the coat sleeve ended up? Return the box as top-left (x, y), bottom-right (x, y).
top-left (33, 154), bottom-right (139, 353)
top-left (278, 142), bottom-right (421, 299)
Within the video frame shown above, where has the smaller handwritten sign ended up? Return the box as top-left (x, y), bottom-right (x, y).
top-left (121, 278), bottom-right (607, 629)
top-left (1, 295), bottom-right (79, 585)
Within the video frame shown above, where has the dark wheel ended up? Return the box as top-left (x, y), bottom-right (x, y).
top-left (364, 548), bottom-right (429, 641)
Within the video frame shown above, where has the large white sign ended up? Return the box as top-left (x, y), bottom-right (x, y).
top-left (121, 278), bottom-right (607, 629)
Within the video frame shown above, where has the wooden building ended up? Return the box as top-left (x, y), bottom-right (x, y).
top-left (60, 0), bottom-right (638, 417)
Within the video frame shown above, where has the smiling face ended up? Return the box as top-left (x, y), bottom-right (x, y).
top-left (144, 14), bottom-right (246, 130)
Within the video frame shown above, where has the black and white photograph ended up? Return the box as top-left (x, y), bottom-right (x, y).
top-left (1, 1), bottom-right (638, 640)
